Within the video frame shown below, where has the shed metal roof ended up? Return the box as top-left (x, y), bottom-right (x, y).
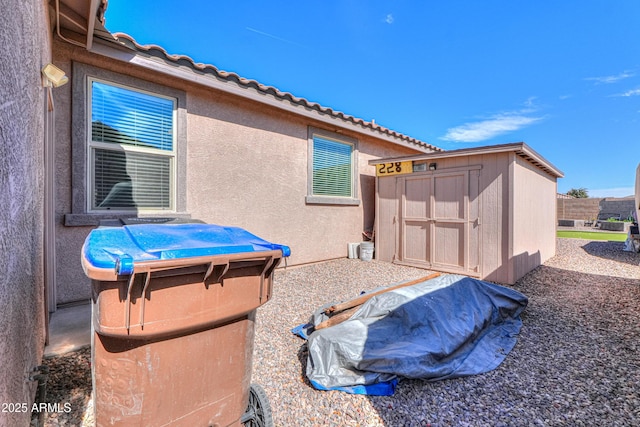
top-left (369, 142), bottom-right (564, 178)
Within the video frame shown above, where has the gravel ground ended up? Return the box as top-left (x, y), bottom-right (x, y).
top-left (42, 238), bottom-right (640, 426)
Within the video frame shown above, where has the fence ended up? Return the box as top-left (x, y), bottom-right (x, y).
top-left (557, 197), bottom-right (636, 222)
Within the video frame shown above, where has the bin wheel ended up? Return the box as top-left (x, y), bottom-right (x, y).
top-left (241, 383), bottom-right (273, 427)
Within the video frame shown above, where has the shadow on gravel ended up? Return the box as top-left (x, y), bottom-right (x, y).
top-left (41, 347), bottom-right (92, 426)
top-left (365, 264), bottom-right (640, 426)
top-left (296, 344), bottom-right (313, 389)
top-left (580, 241), bottom-right (640, 266)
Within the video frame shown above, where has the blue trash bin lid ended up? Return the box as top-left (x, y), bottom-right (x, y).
top-left (82, 223), bottom-right (291, 275)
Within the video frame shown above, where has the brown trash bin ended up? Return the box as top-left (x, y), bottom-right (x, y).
top-left (82, 223), bottom-right (290, 426)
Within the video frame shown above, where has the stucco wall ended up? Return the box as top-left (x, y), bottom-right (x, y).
top-left (0, 0), bottom-right (49, 425)
top-left (51, 40), bottom-right (424, 304)
top-left (186, 89), bottom-right (416, 265)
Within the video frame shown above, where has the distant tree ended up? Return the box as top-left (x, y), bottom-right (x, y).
top-left (567, 188), bottom-right (589, 198)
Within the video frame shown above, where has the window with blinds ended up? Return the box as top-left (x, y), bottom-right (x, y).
top-left (89, 80), bottom-right (176, 211)
top-left (312, 135), bottom-right (353, 197)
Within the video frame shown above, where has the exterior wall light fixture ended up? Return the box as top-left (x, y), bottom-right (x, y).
top-left (42, 64), bottom-right (68, 111)
top-left (428, 162), bottom-right (437, 171)
top-left (42, 63), bottom-right (68, 87)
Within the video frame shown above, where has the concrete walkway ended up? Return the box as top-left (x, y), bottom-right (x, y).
top-left (44, 302), bottom-right (91, 358)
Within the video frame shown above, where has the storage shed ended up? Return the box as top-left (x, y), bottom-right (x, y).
top-left (370, 142), bottom-right (563, 284)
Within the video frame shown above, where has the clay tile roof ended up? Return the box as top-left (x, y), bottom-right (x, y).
top-left (111, 32), bottom-right (442, 153)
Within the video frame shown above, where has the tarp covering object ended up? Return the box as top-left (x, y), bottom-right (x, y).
top-left (292, 274), bottom-right (528, 395)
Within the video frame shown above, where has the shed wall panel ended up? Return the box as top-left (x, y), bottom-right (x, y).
top-left (512, 156), bottom-right (557, 282)
top-left (375, 177), bottom-right (398, 262)
top-left (405, 221), bottom-right (430, 263)
top-left (433, 223), bottom-right (464, 268)
top-left (373, 146), bottom-right (559, 285)
top-left (406, 178), bottom-right (431, 218)
top-left (382, 160), bottom-right (483, 276)
top-left (399, 175), bottom-right (434, 267)
top-left (475, 153), bottom-right (511, 283)
top-left (468, 169), bottom-right (481, 275)
top-left (434, 174), bottom-right (464, 218)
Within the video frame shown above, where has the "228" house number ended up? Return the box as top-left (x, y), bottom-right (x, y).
top-left (376, 161), bottom-right (413, 177)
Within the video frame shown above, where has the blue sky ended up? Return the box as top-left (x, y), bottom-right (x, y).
top-left (104, 1), bottom-right (640, 197)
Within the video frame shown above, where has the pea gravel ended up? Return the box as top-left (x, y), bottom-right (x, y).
top-left (42, 238), bottom-right (640, 426)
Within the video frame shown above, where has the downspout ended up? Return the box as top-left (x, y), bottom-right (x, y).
top-left (48, 0), bottom-right (101, 315)
top-left (42, 0), bottom-right (98, 380)
top-left (43, 0), bottom-right (69, 317)
top-left (44, 94), bottom-right (57, 315)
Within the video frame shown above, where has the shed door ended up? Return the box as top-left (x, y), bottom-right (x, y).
top-left (398, 170), bottom-right (480, 275)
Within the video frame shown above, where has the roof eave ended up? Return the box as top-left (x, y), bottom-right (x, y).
top-left (54, 0), bottom-right (111, 49)
top-left (86, 33), bottom-right (441, 154)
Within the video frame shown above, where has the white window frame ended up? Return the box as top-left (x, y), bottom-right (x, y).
top-left (306, 127), bottom-right (360, 205)
top-left (86, 78), bottom-right (177, 214)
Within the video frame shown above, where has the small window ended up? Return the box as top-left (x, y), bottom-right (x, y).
top-left (306, 128), bottom-right (359, 205)
top-left (88, 80), bottom-right (176, 212)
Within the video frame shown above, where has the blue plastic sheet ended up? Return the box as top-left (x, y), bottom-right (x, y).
top-left (293, 274), bottom-right (527, 395)
top-left (83, 223), bottom-right (291, 275)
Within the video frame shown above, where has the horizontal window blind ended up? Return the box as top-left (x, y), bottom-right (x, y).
top-left (91, 81), bottom-right (174, 151)
top-left (312, 136), bottom-right (352, 197)
top-left (93, 149), bottom-right (171, 210)
top-left (89, 80), bottom-right (176, 211)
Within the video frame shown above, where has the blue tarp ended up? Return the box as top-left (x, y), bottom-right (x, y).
top-left (293, 274), bottom-right (527, 395)
top-left (83, 223), bottom-right (291, 275)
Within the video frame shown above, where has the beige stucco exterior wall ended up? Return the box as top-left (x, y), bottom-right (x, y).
top-left (0, 0), bottom-right (50, 424)
top-left (511, 155), bottom-right (558, 283)
top-left (51, 40), bottom-right (424, 304)
top-left (186, 89), bottom-right (412, 265)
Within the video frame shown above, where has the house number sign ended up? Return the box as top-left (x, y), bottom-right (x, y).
top-left (376, 161), bottom-right (413, 177)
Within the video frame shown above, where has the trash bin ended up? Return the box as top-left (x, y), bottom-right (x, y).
top-left (81, 222), bottom-right (290, 427)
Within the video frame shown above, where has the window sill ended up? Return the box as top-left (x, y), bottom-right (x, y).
top-left (64, 212), bottom-right (193, 227)
top-left (305, 196), bottom-right (361, 206)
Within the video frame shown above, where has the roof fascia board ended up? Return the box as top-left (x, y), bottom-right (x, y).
top-left (87, 38), bottom-right (434, 153)
top-left (369, 142), bottom-right (563, 178)
top-left (368, 142), bottom-right (527, 164)
top-left (515, 143), bottom-right (564, 178)
top-left (86, 0), bottom-right (101, 50)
